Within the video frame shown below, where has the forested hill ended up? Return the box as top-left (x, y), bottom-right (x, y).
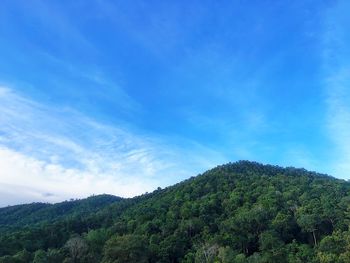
top-left (0, 194), bottom-right (121, 230)
top-left (1, 161), bottom-right (350, 263)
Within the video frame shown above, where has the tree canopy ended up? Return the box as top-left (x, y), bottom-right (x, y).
top-left (1, 161), bottom-right (350, 262)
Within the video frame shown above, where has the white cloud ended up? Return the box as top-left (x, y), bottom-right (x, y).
top-left (0, 86), bottom-right (225, 206)
top-left (0, 146), bottom-right (157, 207)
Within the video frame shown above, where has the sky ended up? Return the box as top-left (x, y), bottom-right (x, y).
top-left (0, 0), bottom-right (350, 206)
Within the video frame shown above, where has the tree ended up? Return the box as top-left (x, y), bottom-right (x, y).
top-left (0, 255), bottom-right (20, 263)
top-left (85, 229), bottom-right (109, 254)
top-left (65, 236), bottom-right (88, 263)
top-left (33, 250), bottom-right (47, 263)
top-left (259, 231), bottom-right (285, 262)
top-left (46, 248), bottom-right (65, 263)
top-left (195, 242), bottom-right (219, 263)
top-left (217, 246), bottom-right (236, 263)
top-left (102, 234), bottom-right (148, 263)
top-left (12, 249), bottom-right (32, 263)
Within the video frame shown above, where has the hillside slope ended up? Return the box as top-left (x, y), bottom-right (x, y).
top-left (1, 161), bottom-right (350, 263)
top-left (0, 194), bottom-right (121, 230)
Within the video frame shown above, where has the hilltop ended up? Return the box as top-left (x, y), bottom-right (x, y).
top-left (1, 161), bottom-right (350, 263)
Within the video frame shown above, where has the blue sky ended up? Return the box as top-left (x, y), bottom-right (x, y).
top-left (0, 0), bottom-right (349, 206)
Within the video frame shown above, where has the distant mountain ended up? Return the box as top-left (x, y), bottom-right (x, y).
top-left (1, 161), bottom-right (350, 263)
top-left (0, 194), bottom-right (121, 231)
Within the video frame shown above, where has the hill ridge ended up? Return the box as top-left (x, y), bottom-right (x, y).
top-left (1, 161), bottom-right (349, 263)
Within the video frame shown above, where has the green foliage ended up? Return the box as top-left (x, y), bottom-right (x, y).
top-left (64, 236), bottom-right (88, 263)
top-left (102, 234), bottom-right (149, 263)
top-left (0, 195), bottom-right (120, 231)
top-left (33, 250), bottom-right (47, 263)
top-left (1, 161), bottom-right (350, 262)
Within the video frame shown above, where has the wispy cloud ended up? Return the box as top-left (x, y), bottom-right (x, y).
top-left (18, 0), bottom-right (97, 55)
top-left (0, 86), bottom-right (225, 206)
top-left (0, 146), bottom-right (153, 206)
top-left (323, 0), bottom-right (350, 179)
top-left (324, 70), bottom-right (350, 178)
top-left (36, 51), bottom-right (141, 113)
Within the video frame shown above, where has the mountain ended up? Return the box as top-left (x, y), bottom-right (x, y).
top-left (0, 194), bottom-right (121, 230)
top-left (1, 161), bottom-right (350, 263)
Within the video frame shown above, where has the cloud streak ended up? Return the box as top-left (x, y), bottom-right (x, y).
top-left (0, 86), bottom-right (226, 206)
top-left (323, 0), bottom-right (350, 179)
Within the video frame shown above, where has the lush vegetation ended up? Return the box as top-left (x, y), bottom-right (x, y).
top-left (0, 195), bottom-right (120, 231)
top-left (1, 161), bottom-right (350, 263)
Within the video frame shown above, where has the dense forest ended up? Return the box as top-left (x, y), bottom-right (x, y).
top-left (1, 161), bottom-right (350, 263)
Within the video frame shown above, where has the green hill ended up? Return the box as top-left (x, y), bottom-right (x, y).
top-left (0, 194), bottom-right (121, 230)
top-left (1, 161), bottom-right (350, 263)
